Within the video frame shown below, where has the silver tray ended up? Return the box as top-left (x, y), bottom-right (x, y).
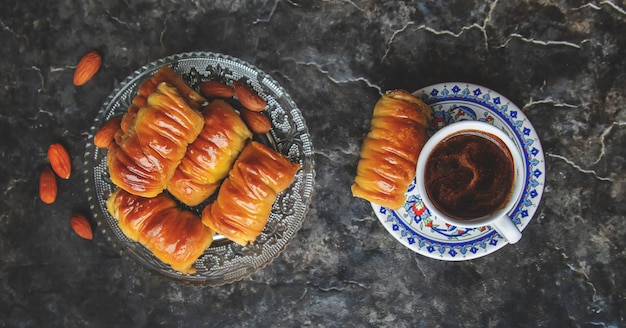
top-left (84, 52), bottom-right (315, 285)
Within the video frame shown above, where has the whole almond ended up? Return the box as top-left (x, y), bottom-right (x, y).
top-left (73, 50), bottom-right (102, 86)
top-left (240, 108), bottom-right (271, 134)
top-left (200, 80), bottom-right (235, 98)
top-left (39, 166), bottom-right (57, 204)
top-left (48, 143), bottom-right (71, 179)
top-left (94, 116), bottom-right (122, 148)
top-left (233, 81), bottom-right (266, 112)
top-left (70, 213), bottom-right (93, 240)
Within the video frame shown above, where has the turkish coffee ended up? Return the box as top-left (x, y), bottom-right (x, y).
top-left (423, 129), bottom-right (515, 220)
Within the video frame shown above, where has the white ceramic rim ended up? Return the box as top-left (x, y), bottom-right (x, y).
top-left (415, 120), bottom-right (526, 228)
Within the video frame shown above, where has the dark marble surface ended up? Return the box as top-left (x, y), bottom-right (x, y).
top-left (1, 0), bottom-right (625, 327)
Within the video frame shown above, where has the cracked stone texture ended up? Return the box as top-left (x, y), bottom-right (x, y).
top-left (1, 0), bottom-right (625, 327)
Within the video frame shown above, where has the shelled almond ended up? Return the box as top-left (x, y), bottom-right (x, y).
top-left (39, 166), bottom-right (57, 204)
top-left (94, 116), bottom-right (122, 148)
top-left (70, 213), bottom-right (93, 240)
top-left (233, 81), bottom-right (266, 112)
top-left (73, 50), bottom-right (102, 86)
top-left (48, 143), bottom-right (71, 179)
top-left (200, 81), bottom-right (235, 98)
top-left (240, 108), bottom-right (271, 134)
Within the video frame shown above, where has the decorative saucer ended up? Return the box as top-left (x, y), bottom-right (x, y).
top-left (371, 82), bottom-right (545, 261)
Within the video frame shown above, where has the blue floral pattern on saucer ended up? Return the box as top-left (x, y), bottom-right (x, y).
top-left (371, 83), bottom-right (545, 261)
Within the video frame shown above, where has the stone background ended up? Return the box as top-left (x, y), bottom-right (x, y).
top-left (1, 1), bottom-right (624, 327)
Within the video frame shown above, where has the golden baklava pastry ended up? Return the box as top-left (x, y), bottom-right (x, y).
top-left (351, 89), bottom-right (432, 209)
top-left (106, 188), bottom-right (214, 274)
top-left (107, 82), bottom-right (205, 198)
top-left (201, 141), bottom-right (300, 246)
top-left (167, 99), bottom-right (253, 206)
top-left (119, 67), bottom-right (207, 134)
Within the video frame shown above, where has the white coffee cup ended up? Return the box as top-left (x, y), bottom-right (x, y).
top-left (415, 121), bottom-right (525, 244)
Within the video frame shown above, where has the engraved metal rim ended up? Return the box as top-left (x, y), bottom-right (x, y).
top-left (83, 52), bottom-right (315, 285)
top-left (371, 82), bottom-right (545, 261)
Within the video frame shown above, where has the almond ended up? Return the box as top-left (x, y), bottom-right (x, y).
top-left (233, 81), bottom-right (266, 112)
top-left (70, 213), bottom-right (93, 240)
top-left (94, 116), bottom-right (122, 148)
top-left (73, 50), bottom-right (102, 86)
top-left (240, 108), bottom-right (271, 134)
top-left (47, 143), bottom-right (71, 179)
top-left (39, 166), bottom-right (57, 204)
top-left (200, 80), bottom-right (235, 98)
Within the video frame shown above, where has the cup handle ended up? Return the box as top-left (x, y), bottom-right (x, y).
top-left (491, 216), bottom-right (522, 244)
